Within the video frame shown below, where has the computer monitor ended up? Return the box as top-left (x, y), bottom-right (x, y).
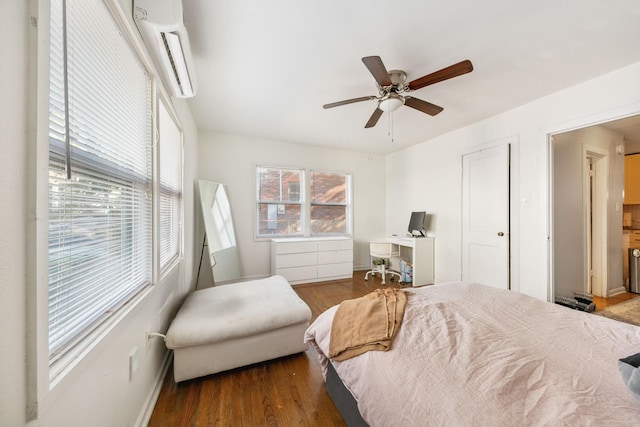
top-left (408, 211), bottom-right (426, 237)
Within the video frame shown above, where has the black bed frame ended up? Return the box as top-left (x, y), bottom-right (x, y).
top-left (325, 361), bottom-right (369, 427)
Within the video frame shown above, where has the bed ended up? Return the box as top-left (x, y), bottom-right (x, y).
top-left (304, 282), bottom-right (640, 426)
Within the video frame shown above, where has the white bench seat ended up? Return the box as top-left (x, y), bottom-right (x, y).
top-left (166, 275), bottom-right (312, 382)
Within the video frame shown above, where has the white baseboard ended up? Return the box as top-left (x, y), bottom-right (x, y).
top-left (608, 286), bottom-right (627, 297)
top-left (135, 350), bottom-right (173, 427)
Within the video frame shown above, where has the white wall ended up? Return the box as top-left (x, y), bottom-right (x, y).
top-left (0, 1), bottom-right (200, 426)
top-left (197, 131), bottom-right (386, 280)
top-left (1, 1), bottom-right (29, 424)
top-left (627, 140), bottom-right (640, 154)
top-left (387, 61), bottom-right (640, 301)
top-left (552, 126), bottom-right (625, 298)
top-left (552, 132), bottom-right (585, 296)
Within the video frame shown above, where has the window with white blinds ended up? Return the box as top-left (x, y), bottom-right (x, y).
top-left (158, 100), bottom-right (183, 271)
top-left (48, 0), bottom-right (152, 363)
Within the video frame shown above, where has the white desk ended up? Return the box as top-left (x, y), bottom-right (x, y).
top-left (386, 236), bottom-right (434, 287)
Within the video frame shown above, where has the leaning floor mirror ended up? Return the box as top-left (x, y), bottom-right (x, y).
top-left (197, 180), bottom-right (241, 287)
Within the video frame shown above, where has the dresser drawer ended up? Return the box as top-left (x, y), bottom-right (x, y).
top-left (317, 262), bottom-right (353, 279)
top-left (273, 240), bottom-right (317, 255)
top-left (276, 265), bottom-right (317, 283)
top-left (317, 249), bottom-right (353, 265)
top-left (318, 239), bottom-right (353, 252)
top-left (277, 252), bottom-right (317, 268)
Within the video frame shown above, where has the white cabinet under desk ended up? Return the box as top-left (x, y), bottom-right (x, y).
top-left (386, 236), bottom-right (434, 287)
top-left (271, 237), bottom-right (353, 285)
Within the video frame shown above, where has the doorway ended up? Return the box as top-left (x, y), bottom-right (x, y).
top-left (550, 115), bottom-right (640, 302)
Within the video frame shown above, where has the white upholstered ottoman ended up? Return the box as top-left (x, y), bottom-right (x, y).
top-left (165, 275), bottom-right (312, 382)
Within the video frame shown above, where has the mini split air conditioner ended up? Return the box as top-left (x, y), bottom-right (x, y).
top-left (133, 0), bottom-right (197, 98)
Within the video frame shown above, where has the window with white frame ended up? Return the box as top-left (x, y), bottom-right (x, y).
top-left (256, 166), bottom-right (352, 238)
top-left (310, 170), bottom-right (350, 235)
top-left (47, 0), bottom-right (182, 367)
top-left (256, 166), bottom-right (304, 236)
top-left (158, 100), bottom-right (183, 272)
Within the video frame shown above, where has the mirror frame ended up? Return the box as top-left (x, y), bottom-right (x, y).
top-left (198, 180), bottom-right (241, 285)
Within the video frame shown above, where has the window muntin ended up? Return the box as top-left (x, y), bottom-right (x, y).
top-left (48, 0), bottom-right (153, 363)
top-left (256, 167), bottom-right (303, 236)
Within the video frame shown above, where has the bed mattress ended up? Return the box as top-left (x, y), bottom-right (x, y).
top-left (305, 282), bottom-right (640, 426)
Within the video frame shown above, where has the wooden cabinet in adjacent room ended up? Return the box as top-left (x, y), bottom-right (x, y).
top-left (625, 154), bottom-right (640, 204)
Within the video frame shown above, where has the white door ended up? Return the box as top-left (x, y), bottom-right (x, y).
top-left (462, 144), bottom-right (510, 289)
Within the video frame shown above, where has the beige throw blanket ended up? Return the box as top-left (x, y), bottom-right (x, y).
top-left (329, 288), bottom-right (407, 361)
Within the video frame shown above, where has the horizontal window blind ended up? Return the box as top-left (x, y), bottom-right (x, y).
top-left (48, 0), bottom-right (152, 362)
top-left (158, 101), bottom-right (183, 271)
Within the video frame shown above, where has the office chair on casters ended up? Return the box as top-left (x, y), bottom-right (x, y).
top-left (364, 242), bottom-right (401, 285)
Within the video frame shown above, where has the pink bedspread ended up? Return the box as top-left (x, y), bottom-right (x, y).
top-left (304, 282), bottom-right (640, 426)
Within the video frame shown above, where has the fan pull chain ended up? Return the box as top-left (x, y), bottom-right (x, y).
top-left (388, 111), bottom-right (394, 143)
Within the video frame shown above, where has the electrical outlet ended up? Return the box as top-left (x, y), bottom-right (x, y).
top-left (129, 347), bottom-right (139, 381)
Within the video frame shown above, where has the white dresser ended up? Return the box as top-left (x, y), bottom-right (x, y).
top-left (271, 237), bottom-right (353, 285)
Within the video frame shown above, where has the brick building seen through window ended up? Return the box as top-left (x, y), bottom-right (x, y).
top-left (256, 167), bottom-right (350, 237)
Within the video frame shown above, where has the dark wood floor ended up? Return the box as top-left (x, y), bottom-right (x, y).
top-left (148, 270), bottom-right (400, 427)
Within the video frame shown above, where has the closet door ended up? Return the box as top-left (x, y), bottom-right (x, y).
top-left (462, 143), bottom-right (510, 290)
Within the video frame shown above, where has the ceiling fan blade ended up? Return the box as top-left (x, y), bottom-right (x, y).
top-left (364, 107), bottom-right (383, 128)
top-left (323, 96), bottom-right (376, 109)
top-left (404, 96), bottom-right (444, 116)
top-left (407, 60), bottom-right (473, 91)
top-left (362, 56), bottom-right (392, 87)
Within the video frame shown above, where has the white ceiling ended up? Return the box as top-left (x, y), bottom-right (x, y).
top-left (183, 0), bottom-right (640, 155)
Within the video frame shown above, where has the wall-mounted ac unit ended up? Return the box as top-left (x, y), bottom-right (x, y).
top-left (133, 0), bottom-right (197, 98)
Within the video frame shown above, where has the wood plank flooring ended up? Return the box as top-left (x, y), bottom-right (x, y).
top-left (148, 270), bottom-right (400, 427)
top-left (592, 292), bottom-right (638, 310)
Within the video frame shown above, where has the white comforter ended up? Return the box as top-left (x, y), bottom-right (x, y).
top-left (304, 282), bottom-right (640, 426)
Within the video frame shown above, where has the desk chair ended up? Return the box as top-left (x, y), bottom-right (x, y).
top-left (364, 242), bottom-right (401, 285)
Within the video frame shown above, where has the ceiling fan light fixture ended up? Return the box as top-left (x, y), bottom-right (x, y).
top-left (379, 93), bottom-right (405, 112)
top-left (323, 56), bottom-right (473, 128)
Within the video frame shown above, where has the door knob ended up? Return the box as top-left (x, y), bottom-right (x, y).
top-left (497, 232), bottom-right (504, 236)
